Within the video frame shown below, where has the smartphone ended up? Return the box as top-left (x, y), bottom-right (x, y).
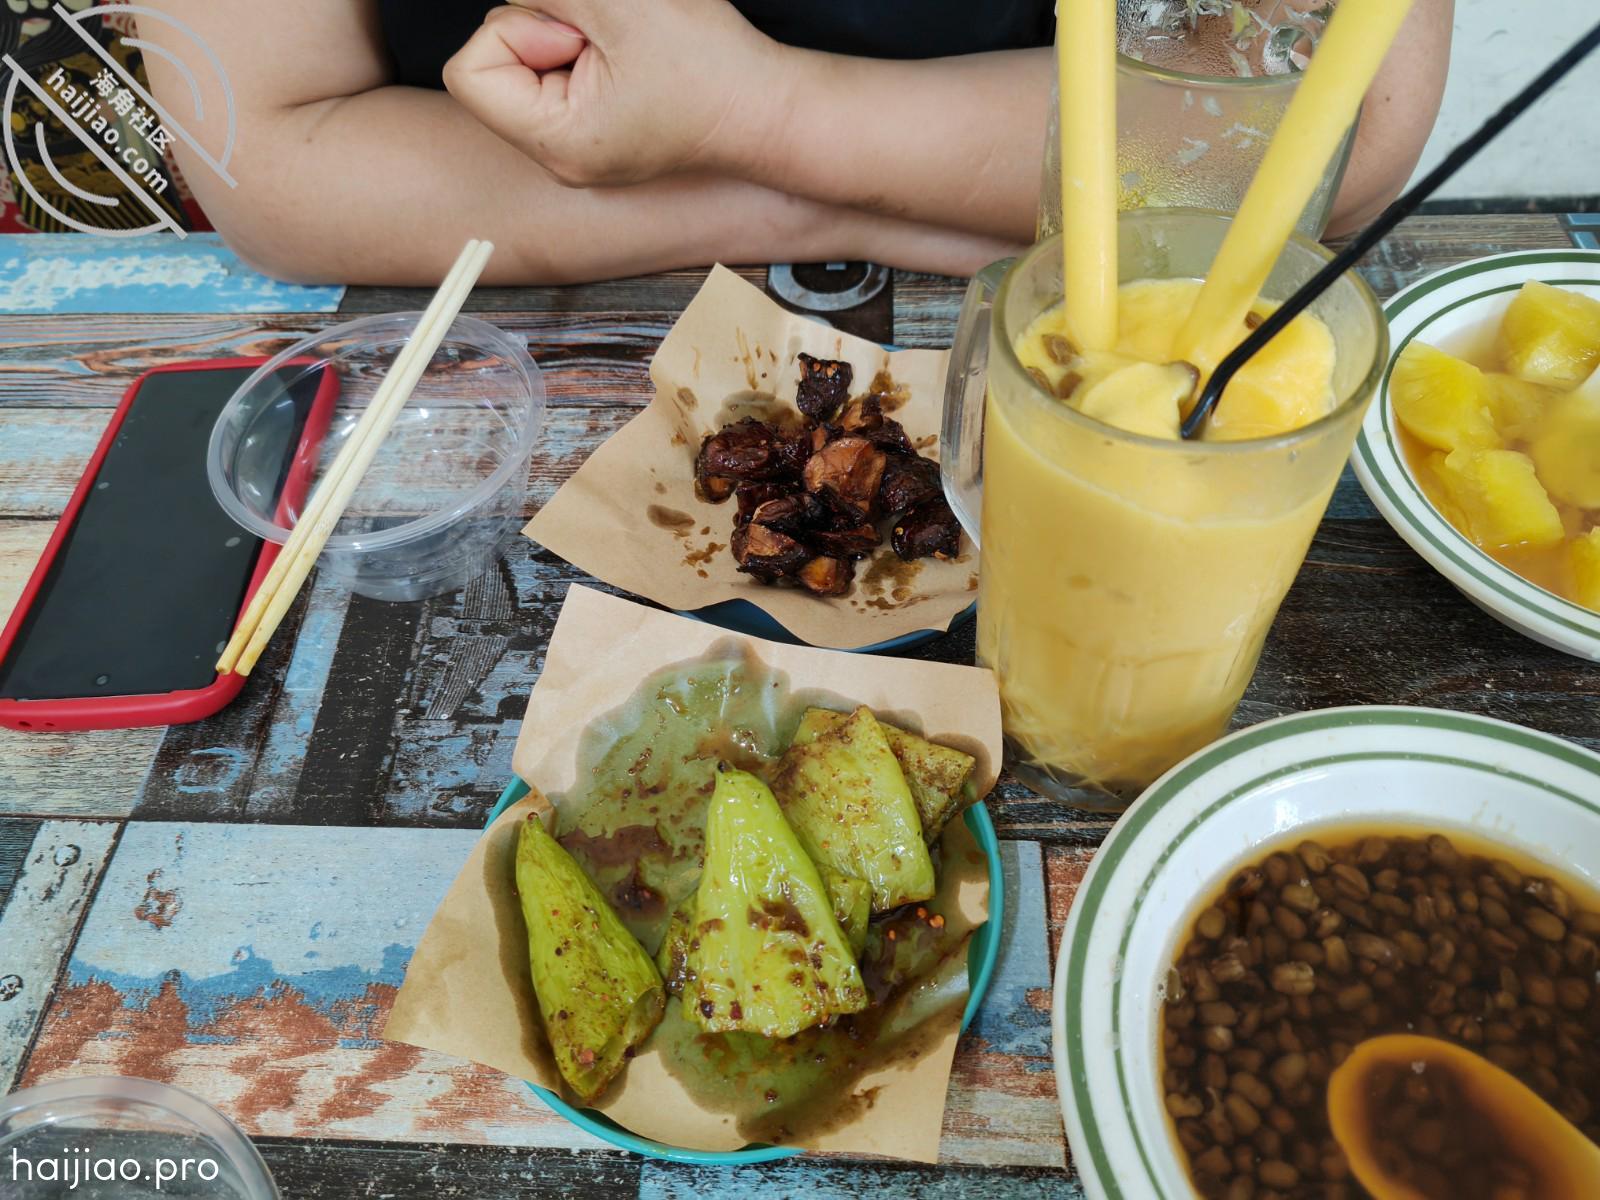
top-left (0, 359), bottom-right (337, 732)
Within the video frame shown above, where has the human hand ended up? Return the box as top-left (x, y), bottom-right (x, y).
top-left (442, 0), bottom-right (789, 187)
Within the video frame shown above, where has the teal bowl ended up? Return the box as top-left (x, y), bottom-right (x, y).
top-left (486, 776), bottom-right (1005, 1163)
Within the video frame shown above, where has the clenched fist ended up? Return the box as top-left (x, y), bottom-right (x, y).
top-left (442, 1), bottom-right (789, 187)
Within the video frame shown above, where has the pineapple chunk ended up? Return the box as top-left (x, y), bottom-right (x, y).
top-left (1498, 281), bottom-right (1600, 388)
top-left (1570, 530), bottom-right (1600, 613)
top-left (1390, 341), bottom-right (1498, 451)
top-left (1528, 391), bottom-right (1600, 509)
top-left (1436, 448), bottom-right (1565, 550)
top-left (1424, 451), bottom-right (1465, 526)
top-left (1207, 306), bottom-right (1337, 442)
top-left (1483, 372), bottom-right (1556, 439)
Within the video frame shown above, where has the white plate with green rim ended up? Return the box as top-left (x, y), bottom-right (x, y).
top-left (1351, 249), bottom-right (1600, 660)
top-left (1050, 704), bottom-right (1600, 1200)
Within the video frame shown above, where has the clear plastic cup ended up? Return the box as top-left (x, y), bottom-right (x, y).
top-left (207, 314), bottom-right (546, 602)
top-left (0, 1076), bottom-right (278, 1198)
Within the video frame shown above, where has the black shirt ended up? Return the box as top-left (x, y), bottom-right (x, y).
top-left (378, 1), bottom-right (1055, 88)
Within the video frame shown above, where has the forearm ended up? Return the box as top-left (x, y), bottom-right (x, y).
top-left (731, 47), bottom-right (1053, 243)
top-left (174, 88), bottom-right (1016, 285)
top-left (1326, 0), bottom-right (1454, 237)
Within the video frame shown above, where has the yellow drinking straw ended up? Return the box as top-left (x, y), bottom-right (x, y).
top-left (1058, 0), bottom-right (1118, 352)
top-left (1176, 0), bottom-right (1415, 373)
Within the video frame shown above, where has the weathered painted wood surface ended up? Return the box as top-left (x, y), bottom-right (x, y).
top-left (0, 214), bottom-right (1594, 1198)
top-left (0, 233), bottom-right (346, 315)
top-left (17, 822), bottom-right (1059, 1165)
top-left (0, 819), bottom-right (120, 1091)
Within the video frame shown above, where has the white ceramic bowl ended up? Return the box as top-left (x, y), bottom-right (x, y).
top-left (1351, 249), bottom-right (1600, 660)
top-left (1050, 705), bottom-right (1600, 1200)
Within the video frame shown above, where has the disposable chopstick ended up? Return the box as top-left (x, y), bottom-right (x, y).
top-left (215, 239), bottom-right (493, 676)
top-left (1174, 0), bottom-right (1413, 373)
top-left (1058, 0), bottom-right (1118, 352)
top-left (231, 238), bottom-right (494, 676)
top-left (215, 240), bottom-right (484, 674)
top-left (231, 237), bottom-right (495, 675)
top-left (215, 240), bottom-right (483, 674)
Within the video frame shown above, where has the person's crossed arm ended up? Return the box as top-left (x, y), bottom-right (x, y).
top-left (444, 0), bottom-right (1454, 244)
top-left (441, 1), bottom-right (1053, 240)
top-left (141, 0), bottom-right (1452, 287)
top-left (136, 0), bottom-right (1023, 285)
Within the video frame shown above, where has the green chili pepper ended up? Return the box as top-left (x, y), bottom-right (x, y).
top-left (792, 706), bottom-right (977, 843)
top-left (685, 766), bottom-right (867, 1038)
top-left (516, 815), bottom-right (664, 1103)
top-left (774, 706), bottom-right (936, 912)
top-left (820, 865), bottom-right (871, 956)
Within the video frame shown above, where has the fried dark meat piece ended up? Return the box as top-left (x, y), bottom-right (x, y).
top-left (795, 354), bottom-right (853, 421)
top-left (747, 494), bottom-right (826, 538)
top-left (836, 396), bottom-right (883, 435)
top-left (891, 498), bottom-right (962, 561)
top-left (802, 436), bottom-right (886, 516)
top-left (865, 419), bottom-right (914, 456)
top-left (731, 522), bottom-right (809, 581)
top-left (833, 395), bottom-right (913, 456)
top-left (697, 472), bottom-right (737, 503)
top-left (695, 417), bottom-right (793, 499)
top-left (807, 522), bottom-right (881, 560)
top-left (733, 481), bottom-right (790, 525)
top-left (807, 485), bottom-right (872, 531)
top-left (877, 454), bottom-right (943, 517)
top-left (796, 555), bottom-right (855, 597)
top-left (774, 429), bottom-right (812, 477)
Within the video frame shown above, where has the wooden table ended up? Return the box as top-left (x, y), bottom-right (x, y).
top-left (1, 214), bottom-right (1596, 1198)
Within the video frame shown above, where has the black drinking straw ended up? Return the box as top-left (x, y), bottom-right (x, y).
top-left (1181, 17), bottom-right (1600, 440)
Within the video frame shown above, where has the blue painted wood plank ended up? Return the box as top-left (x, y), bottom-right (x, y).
top-left (1565, 214), bottom-right (1600, 250)
top-left (968, 842), bottom-right (1052, 1061)
top-left (0, 234), bottom-right (345, 314)
top-left (0, 311), bottom-right (659, 410)
top-left (133, 582), bottom-right (321, 822)
top-left (0, 819), bottom-right (120, 1091)
top-left (235, 572), bottom-right (354, 820)
top-left (941, 841), bottom-right (1066, 1170)
top-left (256, 1139), bottom-right (644, 1198)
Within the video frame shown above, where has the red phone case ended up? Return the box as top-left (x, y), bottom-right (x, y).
top-left (0, 357), bottom-right (338, 733)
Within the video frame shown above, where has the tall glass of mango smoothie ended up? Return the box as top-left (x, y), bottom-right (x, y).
top-left (942, 209), bottom-right (1386, 805)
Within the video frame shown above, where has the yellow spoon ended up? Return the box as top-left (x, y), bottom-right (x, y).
top-left (1327, 1033), bottom-right (1600, 1200)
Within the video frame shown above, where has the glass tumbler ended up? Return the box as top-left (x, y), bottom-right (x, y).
top-left (941, 209), bottom-right (1386, 807)
top-left (1037, 0), bottom-right (1353, 240)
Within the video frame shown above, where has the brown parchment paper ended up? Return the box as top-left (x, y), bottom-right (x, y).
top-left (385, 585), bottom-right (1002, 1162)
top-left (524, 265), bottom-right (976, 650)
